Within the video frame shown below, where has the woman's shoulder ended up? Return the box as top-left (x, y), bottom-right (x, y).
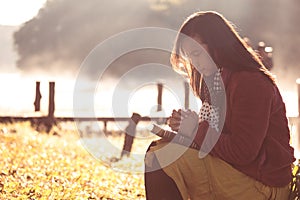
top-left (227, 70), bottom-right (277, 95)
top-left (230, 70), bottom-right (274, 85)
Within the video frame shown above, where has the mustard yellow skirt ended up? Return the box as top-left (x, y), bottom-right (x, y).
top-left (146, 141), bottom-right (290, 200)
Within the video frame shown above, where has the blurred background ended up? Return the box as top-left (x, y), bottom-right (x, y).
top-left (0, 0), bottom-right (299, 118)
top-left (1, 2), bottom-right (300, 196)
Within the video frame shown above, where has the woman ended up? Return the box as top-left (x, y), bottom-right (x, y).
top-left (144, 11), bottom-right (295, 199)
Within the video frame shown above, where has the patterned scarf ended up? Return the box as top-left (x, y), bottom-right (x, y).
top-left (199, 68), bottom-right (224, 132)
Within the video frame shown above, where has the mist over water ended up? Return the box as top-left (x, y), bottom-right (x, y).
top-left (12, 0), bottom-right (300, 80)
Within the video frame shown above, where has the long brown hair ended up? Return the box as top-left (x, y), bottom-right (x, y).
top-left (170, 11), bottom-right (275, 98)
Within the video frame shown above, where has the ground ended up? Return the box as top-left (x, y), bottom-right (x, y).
top-left (0, 122), bottom-right (147, 199)
top-left (2, 122), bottom-right (299, 199)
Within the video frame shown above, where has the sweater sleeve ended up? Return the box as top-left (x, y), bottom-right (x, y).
top-left (195, 72), bottom-right (275, 165)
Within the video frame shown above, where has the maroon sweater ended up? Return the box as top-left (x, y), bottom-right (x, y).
top-left (195, 69), bottom-right (295, 187)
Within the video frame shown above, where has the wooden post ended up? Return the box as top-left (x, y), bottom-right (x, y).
top-left (48, 82), bottom-right (55, 118)
top-left (42, 82), bottom-right (55, 132)
top-left (103, 121), bottom-right (107, 133)
top-left (184, 81), bottom-right (189, 110)
top-left (157, 83), bottom-right (163, 111)
top-left (34, 81), bottom-right (42, 111)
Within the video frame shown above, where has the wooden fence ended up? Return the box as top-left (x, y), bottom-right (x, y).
top-left (0, 81), bottom-right (181, 132)
top-left (0, 80), bottom-right (299, 136)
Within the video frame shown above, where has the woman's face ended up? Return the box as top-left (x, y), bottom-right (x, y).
top-left (181, 36), bottom-right (218, 76)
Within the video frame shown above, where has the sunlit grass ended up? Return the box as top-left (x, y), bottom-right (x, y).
top-left (2, 121), bottom-right (299, 199)
top-left (0, 122), bottom-right (146, 199)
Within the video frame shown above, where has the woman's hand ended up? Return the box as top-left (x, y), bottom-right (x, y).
top-left (178, 110), bottom-right (199, 138)
top-left (168, 109), bottom-right (182, 132)
top-left (168, 109), bottom-right (199, 138)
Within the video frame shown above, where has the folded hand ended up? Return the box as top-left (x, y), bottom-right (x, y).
top-left (168, 109), bottom-right (199, 138)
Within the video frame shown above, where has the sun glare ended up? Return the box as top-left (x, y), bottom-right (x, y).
top-left (0, 0), bottom-right (46, 26)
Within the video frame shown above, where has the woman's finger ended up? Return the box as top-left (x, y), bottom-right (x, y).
top-left (172, 110), bottom-right (181, 119)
